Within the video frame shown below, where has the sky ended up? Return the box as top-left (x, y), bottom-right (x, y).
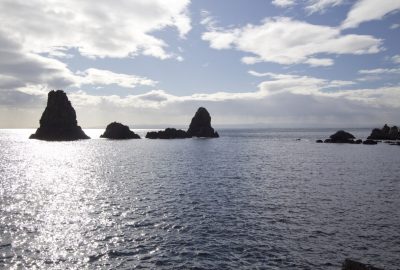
top-left (0, 0), bottom-right (399, 128)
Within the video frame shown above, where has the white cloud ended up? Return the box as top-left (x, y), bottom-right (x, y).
top-left (0, 33), bottom-right (78, 92)
top-left (0, 0), bottom-right (191, 60)
top-left (305, 0), bottom-right (344, 14)
top-left (251, 72), bottom-right (355, 96)
top-left (305, 58), bottom-right (334, 67)
top-left (65, 73), bottom-right (400, 127)
top-left (200, 9), bottom-right (218, 30)
top-left (342, 0), bottom-right (400, 29)
top-left (359, 68), bottom-right (400, 74)
top-left (77, 68), bottom-right (157, 89)
top-left (332, 87), bottom-right (400, 108)
top-left (3, 70), bottom-right (400, 128)
top-left (390, 23), bottom-right (400, 29)
top-left (202, 17), bottom-right (382, 66)
top-left (391, 55), bottom-right (400, 64)
top-left (0, 33), bottom-right (159, 94)
top-left (272, 0), bottom-right (296, 8)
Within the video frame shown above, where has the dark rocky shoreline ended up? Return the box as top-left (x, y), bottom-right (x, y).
top-left (317, 125), bottom-right (400, 146)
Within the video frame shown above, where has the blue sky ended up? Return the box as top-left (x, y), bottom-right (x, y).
top-left (0, 0), bottom-right (399, 128)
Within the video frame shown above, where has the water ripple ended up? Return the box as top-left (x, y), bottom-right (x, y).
top-left (0, 129), bottom-right (399, 269)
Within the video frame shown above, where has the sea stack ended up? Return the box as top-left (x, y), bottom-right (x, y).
top-left (100, 122), bottom-right (140, 139)
top-left (29, 90), bottom-right (90, 141)
top-left (187, 107), bottom-right (219, 138)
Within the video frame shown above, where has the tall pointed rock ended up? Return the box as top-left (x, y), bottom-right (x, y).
top-left (29, 90), bottom-right (90, 141)
top-left (187, 107), bottom-right (219, 138)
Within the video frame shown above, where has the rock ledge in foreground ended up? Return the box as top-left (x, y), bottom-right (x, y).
top-left (342, 259), bottom-right (383, 270)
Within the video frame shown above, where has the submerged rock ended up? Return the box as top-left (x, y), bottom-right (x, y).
top-left (187, 107), bottom-right (219, 138)
top-left (368, 124), bottom-right (400, 140)
top-left (146, 128), bottom-right (190, 139)
top-left (29, 90), bottom-right (90, 141)
top-left (325, 130), bottom-right (356, 143)
top-left (100, 122), bottom-right (140, 139)
top-left (342, 259), bottom-right (383, 270)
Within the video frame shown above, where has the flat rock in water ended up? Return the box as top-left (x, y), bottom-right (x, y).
top-left (146, 128), bottom-right (190, 139)
top-left (100, 122), bottom-right (140, 139)
top-left (29, 90), bottom-right (90, 141)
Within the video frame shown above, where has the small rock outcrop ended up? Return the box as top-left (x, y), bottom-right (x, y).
top-left (29, 90), bottom-right (90, 141)
top-left (368, 124), bottom-right (400, 140)
top-left (342, 259), bottom-right (383, 270)
top-left (187, 107), bottom-right (219, 138)
top-left (363, 139), bottom-right (378, 145)
top-left (100, 122), bottom-right (140, 139)
top-left (316, 140), bottom-right (323, 143)
top-left (146, 128), bottom-right (190, 139)
top-left (324, 130), bottom-right (356, 143)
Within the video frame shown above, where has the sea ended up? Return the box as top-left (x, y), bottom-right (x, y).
top-left (0, 128), bottom-right (399, 270)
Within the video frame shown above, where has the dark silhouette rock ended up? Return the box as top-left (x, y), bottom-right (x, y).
top-left (368, 124), bottom-right (399, 140)
top-left (187, 107), bottom-right (219, 138)
top-left (388, 126), bottom-right (399, 140)
top-left (368, 128), bottom-right (385, 140)
top-left (342, 259), bottom-right (383, 270)
top-left (146, 128), bottom-right (191, 139)
top-left (363, 139), bottom-right (378, 145)
top-left (355, 139), bottom-right (362, 144)
top-left (325, 130), bottom-right (356, 143)
top-left (316, 139), bottom-right (323, 143)
top-left (100, 122), bottom-right (140, 139)
top-left (29, 90), bottom-right (90, 141)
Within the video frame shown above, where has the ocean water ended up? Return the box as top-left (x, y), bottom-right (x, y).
top-left (0, 128), bottom-right (399, 270)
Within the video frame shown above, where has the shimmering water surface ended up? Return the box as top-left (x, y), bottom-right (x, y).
top-left (1, 128), bottom-right (399, 269)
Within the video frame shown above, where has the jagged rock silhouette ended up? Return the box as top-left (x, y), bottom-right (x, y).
top-left (29, 90), bottom-right (90, 141)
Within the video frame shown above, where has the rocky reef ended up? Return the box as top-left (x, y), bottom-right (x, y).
top-left (100, 122), bottom-right (140, 139)
top-left (146, 128), bottom-right (190, 139)
top-left (29, 90), bottom-right (90, 141)
top-left (187, 107), bottom-right (219, 138)
top-left (342, 259), bottom-right (383, 270)
top-left (368, 124), bottom-right (399, 140)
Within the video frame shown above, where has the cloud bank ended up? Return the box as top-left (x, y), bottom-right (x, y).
top-left (202, 17), bottom-right (381, 66)
top-left (0, 0), bottom-right (191, 59)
